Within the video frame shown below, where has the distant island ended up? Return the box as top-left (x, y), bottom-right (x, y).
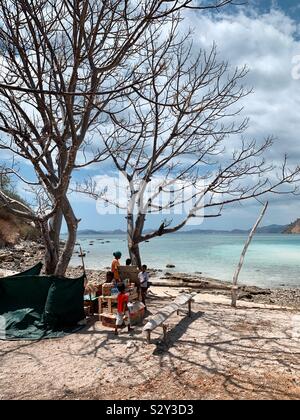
top-left (77, 229), bottom-right (126, 236)
top-left (76, 223), bottom-right (297, 236)
top-left (283, 219), bottom-right (300, 234)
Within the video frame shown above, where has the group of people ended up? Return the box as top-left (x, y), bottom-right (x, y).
top-left (108, 251), bottom-right (150, 335)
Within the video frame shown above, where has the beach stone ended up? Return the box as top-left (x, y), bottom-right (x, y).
top-left (166, 264), bottom-right (175, 268)
top-left (0, 254), bottom-right (14, 262)
top-left (12, 254), bottom-right (22, 260)
top-left (239, 293), bottom-right (253, 300)
top-left (126, 341), bottom-right (135, 349)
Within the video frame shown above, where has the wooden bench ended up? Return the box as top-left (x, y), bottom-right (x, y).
top-left (143, 293), bottom-right (194, 344)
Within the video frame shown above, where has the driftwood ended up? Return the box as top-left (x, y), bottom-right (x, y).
top-left (143, 293), bottom-right (193, 344)
top-left (163, 275), bottom-right (213, 284)
top-left (151, 280), bottom-right (230, 290)
top-left (231, 202), bottom-right (269, 308)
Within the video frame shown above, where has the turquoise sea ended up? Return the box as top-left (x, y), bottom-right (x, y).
top-left (70, 233), bottom-right (300, 289)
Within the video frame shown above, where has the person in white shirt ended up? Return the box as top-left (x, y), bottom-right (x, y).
top-left (138, 264), bottom-right (149, 310)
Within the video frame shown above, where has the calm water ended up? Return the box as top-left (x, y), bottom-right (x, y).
top-left (70, 233), bottom-right (300, 288)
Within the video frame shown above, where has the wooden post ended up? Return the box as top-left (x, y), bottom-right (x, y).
top-left (231, 202), bottom-right (269, 308)
top-left (79, 245), bottom-right (94, 316)
top-left (146, 330), bottom-right (151, 344)
top-left (108, 297), bottom-right (112, 314)
top-left (80, 245), bottom-right (93, 316)
top-left (188, 299), bottom-right (192, 317)
top-left (162, 324), bottom-right (168, 342)
top-left (98, 297), bottom-right (103, 321)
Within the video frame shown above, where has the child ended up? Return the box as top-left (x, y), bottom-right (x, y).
top-left (138, 264), bottom-right (149, 310)
top-left (115, 283), bottom-right (133, 335)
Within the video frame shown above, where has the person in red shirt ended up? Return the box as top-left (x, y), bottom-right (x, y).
top-left (115, 283), bottom-right (133, 335)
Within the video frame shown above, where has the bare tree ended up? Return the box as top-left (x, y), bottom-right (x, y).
top-left (76, 28), bottom-right (300, 267)
top-left (0, 0), bottom-right (236, 275)
top-left (231, 201), bottom-right (268, 308)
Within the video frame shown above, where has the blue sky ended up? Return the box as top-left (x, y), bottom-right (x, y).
top-left (260, 0), bottom-right (300, 17)
top-left (2, 0), bottom-right (300, 232)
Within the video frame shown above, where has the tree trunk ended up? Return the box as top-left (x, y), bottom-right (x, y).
top-left (55, 199), bottom-right (79, 277)
top-left (129, 243), bottom-right (142, 269)
top-left (42, 209), bottom-right (63, 274)
top-left (39, 220), bottom-right (59, 275)
top-left (44, 245), bottom-right (59, 275)
top-left (49, 209), bottom-right (63, 254)
top-left (127, 212), bottom-right (142, 268)
top-left (130, 211), bottom-right (146, 269)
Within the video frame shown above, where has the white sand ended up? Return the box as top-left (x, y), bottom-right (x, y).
top-left (0, 287), bottom-right (300, 400)
top-left (0, 269), bottom-right (17, 277)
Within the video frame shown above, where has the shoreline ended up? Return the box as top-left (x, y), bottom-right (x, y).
top-left (1, 240), bottom-right (300, 308)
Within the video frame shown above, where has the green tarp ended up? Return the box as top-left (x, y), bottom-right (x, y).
top-left (0, 266), bottom-right (85, 340)
top-left (10, 262), bottom-right (43, 277)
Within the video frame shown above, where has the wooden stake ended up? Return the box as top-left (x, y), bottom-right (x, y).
top-left (231, 202), bottom-right (269, 308)
top-left (80, 245), bottom-right (93, 316)
top-left (80, 245), bottom-right (86, 274)
top-left (188, 299), bottom-right (192, 317)
top-left (162, 324), bottom-right (168, 342)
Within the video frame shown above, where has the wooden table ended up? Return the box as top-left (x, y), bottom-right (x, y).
top-left (98, 291), bottom-right (139, 324)
top-left (98, 295), bottom-right (118, 318)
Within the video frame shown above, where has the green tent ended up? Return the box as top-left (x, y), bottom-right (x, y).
top-left (0, 265), bottom-right (85, 340)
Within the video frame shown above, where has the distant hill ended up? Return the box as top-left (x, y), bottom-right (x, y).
top-left (256, 224), bottom-right (288, 234)
top-left (77, 229), bottom-right (125, 236)
top-left (77, 224), bottom-right (288, 236)
top-left (181, 224), bottom-right (287, 234)
top-left (283, 219), bottom-right (300, 234)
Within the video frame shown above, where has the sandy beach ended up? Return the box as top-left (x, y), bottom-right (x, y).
top-left (1, 241), bottom-right (300, 400)
top-left (1, 287), bottom-right (300, 400)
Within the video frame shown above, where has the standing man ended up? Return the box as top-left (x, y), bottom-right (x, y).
top-left (138, 265), bottom-right (149, 310)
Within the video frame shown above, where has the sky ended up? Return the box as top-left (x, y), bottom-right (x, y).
top-left (2, 0), bottom-right (300, 232)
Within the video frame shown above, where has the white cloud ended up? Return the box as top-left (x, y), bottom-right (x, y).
top-left (183, 9), bottom-right (300, 159)
top-left (171, 7), bottom-right (300, 224)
